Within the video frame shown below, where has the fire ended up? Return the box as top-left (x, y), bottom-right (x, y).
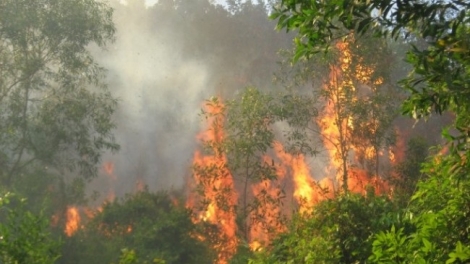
top-left (249, 177), bottom-right (285, 250)
top-left (102, 161), bottom-right (116, 180)
top-left (315, 37), bottom-right (394, 197)
top-left (273, 142), bottom-right (324, 213)
top-left (65, 206), bottom-right (81, 237)
top-left (186, 98), bottom-right (238, 264)
top-left (183, 37), bottom-right (397, 258)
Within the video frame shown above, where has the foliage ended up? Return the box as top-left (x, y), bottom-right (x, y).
top-left (272, 0), bottom-right (470, 171)
top-left (60, 190), bottom-right (212, 264)
top-left (391, 136), bottom-right (429, 204)
top-left (0, 0), bottom-right (118, 186)
top-left (276, 32), bottom-right (399, 192)
top-left (0, 191), bottom-right (61, 263)
top-left (224, 88), bottom-right (284, 239)
top-left (370, 150), bottom-right (470, 263)
top-left (272, 1), bottom-right (470, 263)
top-left (250, 192), bottom-right (398, 264)
top-left (115, 248), bottom-right (166, 264)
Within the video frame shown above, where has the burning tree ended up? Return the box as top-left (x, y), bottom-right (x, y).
top-left (187, 88), bottom-right (321, 258)
top-left (318, 36), bottom-right (397, 193)
top-left (187, 78), bottom-right (396, 261)
top-left (275, 32), bottom-right (397, 194)
top-left (186, 97), bottom-right (238, 264)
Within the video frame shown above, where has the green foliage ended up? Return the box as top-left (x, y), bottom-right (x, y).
top-left (117, 249), bottom-right (140, 264)
top-left (0, 0), bottom-right (118, 186)
top-left (370, 151), bottom-right (470, 263)
top-left (273, 2), bottom-right (470, 263)
top-left (250, 193), bottom-right (397, 263)
top-left (0, 191), bottom-right (61, 263)
top-left (272, 0), bottom-right (470, 173)
top-left (224, 88), bottom-right (284, 239)
top-left (272, 0), bottom-right (468, 59)
top-left (60, 190), bottom-right (212, 264)
top-left (391, 137), bottom-right (429, 204)
top-left (115, 248), bottom-right (166, 264)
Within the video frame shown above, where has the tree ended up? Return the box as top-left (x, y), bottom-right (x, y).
top-left (272, 0), bottom-right (469, 161)
top-left (0, 191), bottom-right (61, 263)
top-left (369, 149), bottom-right (470, 263)
top-left (0, 0), bottom-right (118, 186)
top-left (390, 136), bottom-right (429, 203)
top-left (60, 190), bottom-right (212, 264)
top-left (190, 87), bottom-right (318, 259)
top-left (224, 87), bottom-right (283, 240)
top-left (272, 0), bottom-right (470, 262)
top-left (249, 192), bottom-right (397, 264)
top-left (275, 33), bottom-right (398, 193)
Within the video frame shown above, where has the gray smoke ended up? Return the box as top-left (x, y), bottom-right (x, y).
top-left (85, 0), bottom-right (292, 202)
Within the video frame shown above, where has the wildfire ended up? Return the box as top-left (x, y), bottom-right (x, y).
top-left (249, 176), bottom-right (285, 250)
top-left (183, 37), bottom-right (398, 260)
top-left (317, 38), bottom-right (392, 195)
top-left (65, 206), bottom-right (81, 237)
top-left (102, 161), bottom-right (116, 180)
top-left (273, 142), bottom-right (325, 213)
top-left (186, 98), bottom-right (238, 264)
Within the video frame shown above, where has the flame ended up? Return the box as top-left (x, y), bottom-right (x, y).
top-left (249, 176), bottom-right (285, 250)
top-left (318, 38), bottom-right (392, 195)
top-left (183, 38), bottom-right (397, 256)
top-left (186, 99), bottom-right (238, 264)
top-left (102, 161), bottom-right (116, 180)
top-left (65, 206), bottom-right (81, 237)
top-left (272, 142), bottom-right (323, 213)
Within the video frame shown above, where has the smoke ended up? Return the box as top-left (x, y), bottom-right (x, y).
top-left (89, 1), bottom-right (212, 199)
top-left (83, 0), bottom-right (293, 202)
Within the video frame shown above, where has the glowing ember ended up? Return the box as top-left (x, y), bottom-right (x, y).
top-left (65, 206), bottom-right (81, 237)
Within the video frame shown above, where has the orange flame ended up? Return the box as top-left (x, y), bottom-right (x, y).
top-left (249, 175), bottom-right (285, 250)
top-left (318, 38), bottom-right (391, 195)
top-left (186, 99), bottom-right (238, 264)
top-left (65, 206), bottom-right (81, 237)
top-left (273, 142), bottom-right (323, 213)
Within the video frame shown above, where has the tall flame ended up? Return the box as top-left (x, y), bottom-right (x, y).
top-left (186, 99), bottom-right (238, 264)
top-left (273, 142), bottom-right (322, 213)
top-left (318, 38), bottom-right (392, 195)
top-left (249, 163), bottom-right (286, 251)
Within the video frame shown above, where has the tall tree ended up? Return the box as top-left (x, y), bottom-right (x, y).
top-left (272, 0), bottom-right (470, 262)
top-left (0, 0), bottom-right (118, 186)
top-left (275, 33), bottom-right (398, 193)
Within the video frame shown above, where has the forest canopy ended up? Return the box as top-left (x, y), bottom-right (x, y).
top-left (0, 0), bottom-right (469, 263)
